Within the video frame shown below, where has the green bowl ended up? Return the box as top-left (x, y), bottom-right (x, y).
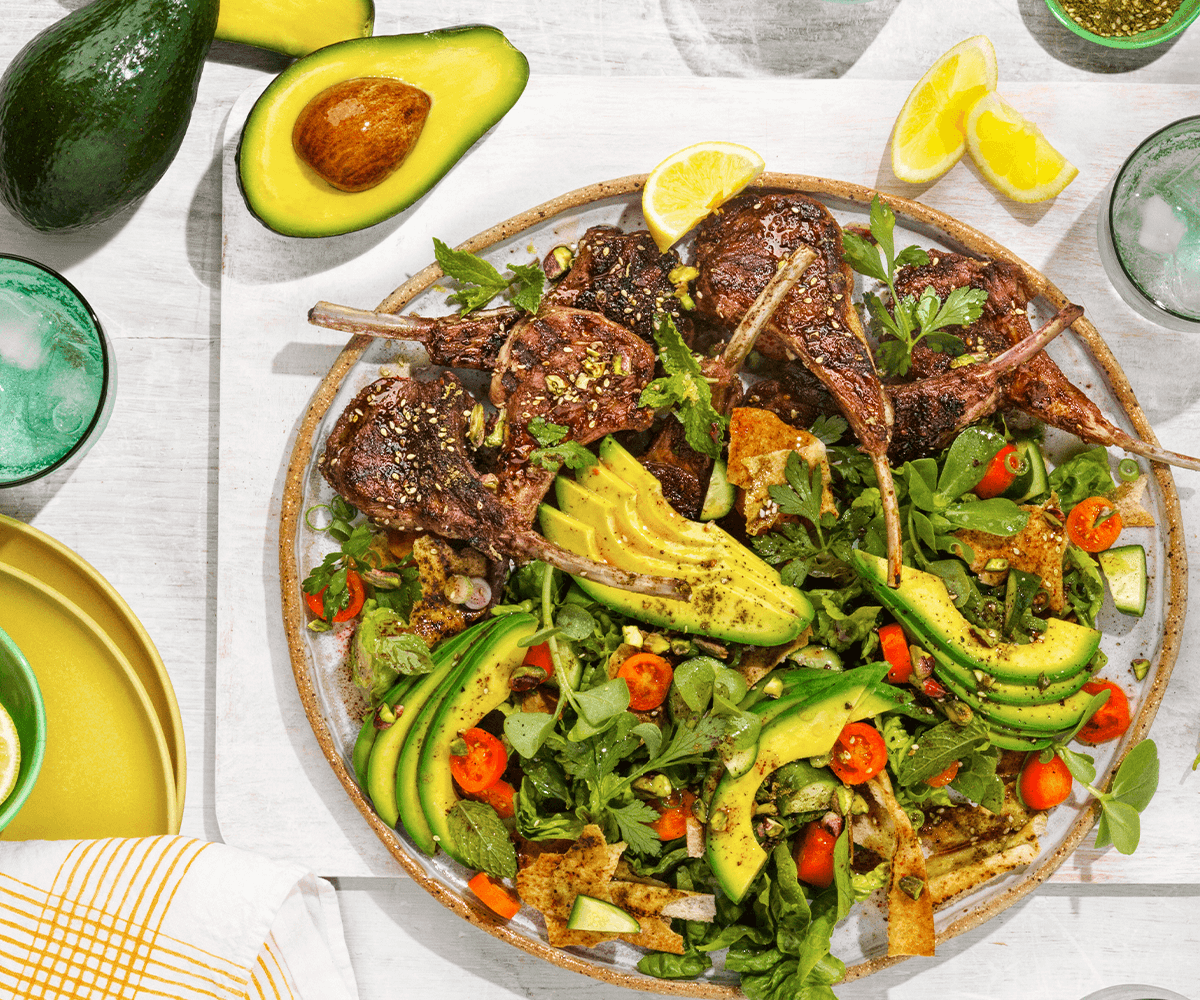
top-left (0, 625), bottom-right (46, 830)
top-left (1044, 0), bottom-right (1200, 48)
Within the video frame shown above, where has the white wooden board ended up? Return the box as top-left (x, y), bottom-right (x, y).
top-left (216, 74), bottom-right (1200, 881)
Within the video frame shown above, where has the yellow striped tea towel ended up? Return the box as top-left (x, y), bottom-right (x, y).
top-left (0, 836), bottom-right (357, 1000)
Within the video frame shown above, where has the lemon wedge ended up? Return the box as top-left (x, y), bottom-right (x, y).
top-left (965, 92), bottom-right (1079, 203)
top-left (0, 704), bottom-right (20, 804)
top-left (642, 141), bottom-right (766, 252)
top-left (890, 35), bottom-right (998, 183)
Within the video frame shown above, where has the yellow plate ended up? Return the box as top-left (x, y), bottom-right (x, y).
top-left (0, 514), bottom-right (185, 814)
top-left (0, 565), bottom-right (178, 840)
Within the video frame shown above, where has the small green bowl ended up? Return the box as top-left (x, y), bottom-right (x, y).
top-left (1044, 0), bottom-right (1200, 48)
top-left (0, 625), bottom-right (46, 830)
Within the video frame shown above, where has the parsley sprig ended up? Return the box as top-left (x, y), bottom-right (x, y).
top-left (842, 196), bottom-right (988, 377)
top-left (639, 313), bottom-right (725, 459)
top-left (432, 238), bottom-right (545, 315)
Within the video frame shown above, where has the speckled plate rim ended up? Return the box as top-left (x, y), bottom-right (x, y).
top-left (0, 563), bottom-right (180, 839)
top-left (279, 173), bottom-right (1186, 994)
top-left (0, 514), bottom-right (186, 816)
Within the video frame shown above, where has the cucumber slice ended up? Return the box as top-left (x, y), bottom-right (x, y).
top-left (566, 894), bottom-right (641, 933)
top-left (699, 457), bottom-right (736, 521)
top-left (1005, 439), bottom-right (1049, 502)
top-left (1097, 543), bottom-right (1148, 617)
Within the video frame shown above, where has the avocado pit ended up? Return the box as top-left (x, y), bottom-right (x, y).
top-left (292, 76), bottom-right (431, 192)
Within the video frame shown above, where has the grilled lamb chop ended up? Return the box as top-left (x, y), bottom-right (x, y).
top-left (746, 305), bottom-right (1083, 462)
top-left (319, 372), bottom-right (682, 596)
top-left (693, 191), bottom-right (904, 585)
top-left (895, 250), bottom-right (1200, 471)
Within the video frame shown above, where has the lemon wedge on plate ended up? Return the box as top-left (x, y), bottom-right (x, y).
top-left (890, 35), bottom-right (998, 183)
top-left (0, 704), bottom-right (20, 804)
top-left (642, 141), bottom-right (766, 252)
top-left (965, 92), bottom-right (1079, 203)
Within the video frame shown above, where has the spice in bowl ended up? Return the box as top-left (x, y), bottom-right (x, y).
top-left (1059, 0), bottom-right (1182, 37)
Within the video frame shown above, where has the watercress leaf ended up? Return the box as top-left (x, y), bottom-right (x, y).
top-left (673, 656), bottom-right (717, 712)
top-left (1059, 746), bottom-right (1097, 787)
top-left (1096, 798), bottom-right (1141, 855)
top-left (631, 721), bottom-right (663, 759)
top-left (575, 678), bottom-right (632, 726)
top-left (936, 425), bottom-right (1007, 499)
top-left (1110, 738), bottom-right (1159, 812)
top-left (555, 603), bottom-right (597, 641)
top-left (910, 508), bottom-right (939, 553)
top-left (903, 461), bottom-right (937, 512)
top-left (504, 711), bottom-right (558, 759)
top-left (447, 799), bottom-right (518, 878)
top-left (841, 230), bottom-right (888, 283)
top-left (941, 497), bottom-right (1030, 535)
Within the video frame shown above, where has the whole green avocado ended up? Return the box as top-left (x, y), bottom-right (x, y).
top-left (0, 0), bottom-right (219, 232)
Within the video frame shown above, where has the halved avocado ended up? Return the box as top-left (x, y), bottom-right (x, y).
top-left (216, 0), bottom-right (374, 57)
top-left (237, 26), bottom-right (529, 237)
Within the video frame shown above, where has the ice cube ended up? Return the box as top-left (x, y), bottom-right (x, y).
top-left (1138, 194), bottom-right (1187, 254)
top-left (0, 289), bottom-right (50, 370)
top-left (1166, 229), bottom-right (1200, 318)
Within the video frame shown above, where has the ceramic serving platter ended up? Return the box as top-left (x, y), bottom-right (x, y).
top-left (0, 564), bottom-right (179, 841)
top-left (278, 175), bottom-right (1185, 992)
top-left (0, 514), bottom-right (186, 815)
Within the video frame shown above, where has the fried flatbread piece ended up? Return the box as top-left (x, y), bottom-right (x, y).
top-left (954, 501), bottom-right (1069, 610)
top-left (515, 824), bottom-right (713, 954)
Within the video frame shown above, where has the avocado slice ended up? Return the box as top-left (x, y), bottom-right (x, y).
top-left (936, 665), bottom-right (1094, 734)
top-left (351, 672), bottom-right (421, 788)
top-left (928, 647), bottom-right (1093, 707)
top-left (851, 550), bottom-right (1100, 685)
top-left (539, 504), bottom-right (810, 646)
top-left (237, 27), bottom-right (529, 237)
top-left (363, 618), bottom-right (495, 827)
top-left (706, 682), bottom-right (882, 904)
top-left (216, 0), bottom-right (373, 57)
top-left (409, 613), bottom-right (537, 863)
top-left (0, 0), bottom-right (219, 231)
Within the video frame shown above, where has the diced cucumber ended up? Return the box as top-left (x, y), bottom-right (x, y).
top-left (1005, 438), bottom-right (1049, 502)
top-left (566, 894), bottom-right (641, 933)
top-left (1097, 544), bottom-right (1148, 617)
top-left (699, 457), bottom-right (736, 521)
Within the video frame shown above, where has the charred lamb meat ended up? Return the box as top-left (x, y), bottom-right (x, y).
top-left (693, 191), bottom-right (904, 585)
top-left (895, 250), bottom-right (1200, 471)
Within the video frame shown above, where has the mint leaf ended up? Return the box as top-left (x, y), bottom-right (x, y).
top-left (433, 238), bottom-right (544, 315)
top-left (525, 415), bottom-right (597, 473)
top-left (447, 799), bottom-right (518, 878)
top-left (504, 711), bottom-right (557, 759)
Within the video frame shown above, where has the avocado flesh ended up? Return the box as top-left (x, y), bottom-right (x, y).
top-left (237, 27), bottom-right (528, 237)
top-left (216, 0), bottom-right (373, 57)
top-left (411, 614), bottom-right (537, 863)
top-left (364, 620), bottom-right (492, 827)
top-left (0, 0), bottom-right (219, 231)
top-left (931, 647), bottom-right (1092, 707)
top-left (706, 685), bottom-right (880, 904)
top-left (540, 504), bottom-right (810, 646)
top-left (555, 477), bottom-right (806, 616)
top-left (936, 666), bottom-right (1094, 734)
top-left (852, 550), bottom-right (1100, 685)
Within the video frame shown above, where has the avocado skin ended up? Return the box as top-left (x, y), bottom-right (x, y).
top-left (0, 0), bottom-right (218, 232)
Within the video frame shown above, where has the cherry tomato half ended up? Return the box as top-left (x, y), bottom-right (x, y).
top-left (925, 760), bottom-right (961, 788)
top-left (471, 778), bottom-right (516, 819)
top-left (304, 568), bottom-right (365, 623)
top-left (1018, 751), bottom-right (1073, 810)
top-left (649, 789), bottom-right (695, 841)
top-left (1065, 496), bottom-right (1123, 553)
top-left (828, 722), bottom-right (888, 785)
top-left (522, 642), bottom-right (555, 679)
top-left (974, 443), bottom-right (1023, 499)
top-left (879, 623), bottom-right (912, 683)
top-left (1077, 679), bottom-right (1131, 745)
top-left (450, 728), bottom-right (508, 793)
top-left (794, 821), bottom-right (837, 888)
top-left (617, 652), bottom-right (674, 711)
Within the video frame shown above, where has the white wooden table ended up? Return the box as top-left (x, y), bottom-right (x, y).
top-left (4, 3), bottom-right (1200, 999)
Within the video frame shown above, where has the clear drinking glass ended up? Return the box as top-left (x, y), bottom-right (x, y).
top-left (1078, 986), bottom-right (1193, 1000)
top-left (0, 255), bottom-right (115, 487)
top-left (1099, 115), bottom-right (1200, 332)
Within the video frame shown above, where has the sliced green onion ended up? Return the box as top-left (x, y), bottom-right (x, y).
top-left (304, 504), bottom-right (333, 531)
top-left (1118, 458), bottom-right (1140, 482)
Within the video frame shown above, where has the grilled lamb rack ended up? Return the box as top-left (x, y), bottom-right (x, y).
top-left (746, 304), bottom-right (1084, 462)
top-left (692, 191), bottom-right (904, 585)
top-left (318, 372), bottom-right (683, 597)
top-left (894, 250), bottom-right (1200, 471)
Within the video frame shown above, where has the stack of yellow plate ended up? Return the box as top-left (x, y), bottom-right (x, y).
top-left (0, 515), bottom-right (184, 839)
